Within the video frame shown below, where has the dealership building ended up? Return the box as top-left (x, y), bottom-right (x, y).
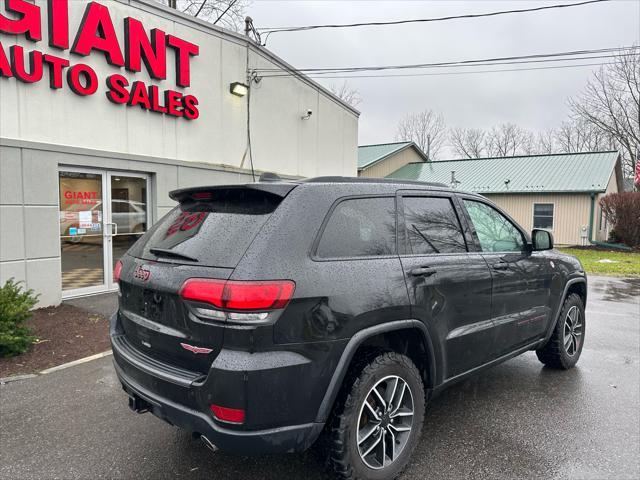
top-left (0, 0), bottom-right (359, 307)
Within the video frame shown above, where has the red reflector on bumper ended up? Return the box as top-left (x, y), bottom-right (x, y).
top-left (210, 404), bottom-right (245, 424)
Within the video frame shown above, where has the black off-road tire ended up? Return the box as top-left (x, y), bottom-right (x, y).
top-left (536, 293), bottom-right (585, 369)
top-left (323, 352), bottom-right (425, 480)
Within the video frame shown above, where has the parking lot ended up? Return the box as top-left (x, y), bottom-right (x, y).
top-left (1, 276), bottom-right (638, 480)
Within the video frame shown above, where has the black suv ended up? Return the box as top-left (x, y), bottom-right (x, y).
top-left (110, 177), bottom-right (587, 479)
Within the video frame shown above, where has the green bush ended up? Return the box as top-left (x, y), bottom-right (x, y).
top-left (0, 279), bottom-right (39, 357)
top-left (607, 229), bottom-right (621, 244)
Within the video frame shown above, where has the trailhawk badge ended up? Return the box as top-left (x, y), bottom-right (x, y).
top-left (180, 343), bottom-right (213, 355)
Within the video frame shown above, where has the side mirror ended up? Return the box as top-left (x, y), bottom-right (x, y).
top-left (532, 229), bottom-right (554, 251)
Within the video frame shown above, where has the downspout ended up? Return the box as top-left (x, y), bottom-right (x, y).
top-left (588, 192), bottom-right (631, 250)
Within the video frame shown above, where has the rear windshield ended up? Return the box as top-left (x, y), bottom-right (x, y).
top-left (129, 189), bottom-right (282, 268)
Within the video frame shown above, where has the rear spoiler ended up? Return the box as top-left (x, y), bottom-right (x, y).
top-left (169, 183), bottom-right (299, 203)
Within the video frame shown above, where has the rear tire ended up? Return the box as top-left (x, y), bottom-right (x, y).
top-left (536, 293), bottom-right (585, 369)
top-left (324, 352), bottom-right (425, 480)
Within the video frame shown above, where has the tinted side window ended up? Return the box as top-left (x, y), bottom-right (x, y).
top-left (463, 200), bottom-right (524, 253)
top-left (316, 197), bottom-right (396, 258)
top-left (403, 197), bottom-right (467, 254)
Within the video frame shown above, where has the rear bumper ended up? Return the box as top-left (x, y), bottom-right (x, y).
top-left (113, 359), bottom-right (324, 454)
top-left (109, 311), bottom-right (336, 454)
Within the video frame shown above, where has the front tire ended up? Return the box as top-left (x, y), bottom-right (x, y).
top-left (325, 352), bottom-right (425, 480)
top-left (536, 293), bottom-right (585, 369)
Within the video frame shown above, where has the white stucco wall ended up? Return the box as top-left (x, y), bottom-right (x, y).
top-left (0, 0), bottom-right (358, 177)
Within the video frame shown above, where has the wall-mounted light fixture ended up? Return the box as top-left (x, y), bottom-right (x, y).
top-left (230, 82), bottom-right (249, 97)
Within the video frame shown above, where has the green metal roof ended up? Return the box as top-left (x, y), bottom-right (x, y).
top-left (358, 142), bottom-right (425, 170)
top-left (386, 151), bottom-right (619, 194)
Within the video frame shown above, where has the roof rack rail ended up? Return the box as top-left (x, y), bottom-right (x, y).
top-left (303, 176), bottom-right (448, 188)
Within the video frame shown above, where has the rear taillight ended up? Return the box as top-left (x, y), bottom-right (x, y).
top-left (180, 279), bottom-right (295, 312)
top-left (113, 260), bottom-right (123, 283)
top-left (210, 404), bottom-right (245, 424)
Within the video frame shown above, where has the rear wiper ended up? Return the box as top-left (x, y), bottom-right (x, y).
top-left (149, 248), bottom-right (199, 262)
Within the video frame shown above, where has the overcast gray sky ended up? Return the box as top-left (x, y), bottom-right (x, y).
top-left (247, 0), bottom-right (640, 156)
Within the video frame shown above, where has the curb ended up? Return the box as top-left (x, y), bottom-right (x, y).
top-left (0, 374), bottom-right (38, 384)
top-left (0, 350), bottom-right (113, 385)
top-left (40, 350), bottom-right (113, 374)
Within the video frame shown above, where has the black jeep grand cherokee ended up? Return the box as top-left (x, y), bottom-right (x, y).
top-left (110, 177), bottom-right (586, 479)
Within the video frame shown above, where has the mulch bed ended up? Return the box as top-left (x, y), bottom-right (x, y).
top-left (0, 304), bottom-right (110, 378)
top-left (566, 244), bottom-right (638, 252)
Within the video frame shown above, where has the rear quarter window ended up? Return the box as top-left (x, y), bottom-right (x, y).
top-left (129, 189), bottom-right (282, 268)
top-left (316, 197), bottom-right (396, 259)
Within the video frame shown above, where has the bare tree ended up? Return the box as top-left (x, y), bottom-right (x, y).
top-left (554, 117), bottom-right (615, 153)
top-left (535, 129), bottom-right (557, 154)
top-left (569, 48), bottom-right (639, 179)
top-left (160, 0), bottom-right (250, 31)
top-left (449, 127), bottom-right (486, 159)
top-left (485, 123), bottom-right (535, 157)
top-left (396, 110), bottom-right (446, 160)
top-left (330, 82), bottom-right (362, 108)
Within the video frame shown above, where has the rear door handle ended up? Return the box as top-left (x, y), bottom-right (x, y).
top-left (410, 267), bottom-right (437, 277)
top-left (492, 262), bottom-right (509, 270)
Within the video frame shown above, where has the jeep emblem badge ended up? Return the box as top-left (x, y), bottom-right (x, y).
top-left (133, 265), bottom-right (151, 282)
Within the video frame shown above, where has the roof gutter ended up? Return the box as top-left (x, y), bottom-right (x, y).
top-left (588, 192), bottom-right (631, 250)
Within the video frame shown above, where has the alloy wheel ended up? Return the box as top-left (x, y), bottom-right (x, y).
top-left (563, 305), bottom-right (582, 356)
top-left (356, 375), bottom-right (414, 470)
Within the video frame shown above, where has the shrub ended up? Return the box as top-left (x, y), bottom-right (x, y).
top-left (600, 192), bottom-right (640, 248)
top-left (607, 229), bottom-right (621, 244)
top-left (0, 279), bottom-right (39, 357)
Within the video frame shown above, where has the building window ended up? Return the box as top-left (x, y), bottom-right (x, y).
top-left (533, 203), bottom-right (554, 230)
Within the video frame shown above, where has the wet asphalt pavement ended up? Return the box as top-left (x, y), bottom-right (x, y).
top-left (1, 276), bottom-right (638, 480)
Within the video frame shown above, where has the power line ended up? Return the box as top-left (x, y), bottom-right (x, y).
top-left (263, 61), bottom-right (617, 81)
top-left (254, 46), bottom-right (639, 77)
top-left (258, 0), bottom-right (610, 36)
top-left (260, 53), bottom-right (635, 77)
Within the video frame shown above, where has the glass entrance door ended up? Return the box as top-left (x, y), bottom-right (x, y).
top-left (107, 173), bottom-right (149, 290)
top-left (59, 170), bottom-right (106, 295)
top-left (59, 169), bottom-right (150, 297)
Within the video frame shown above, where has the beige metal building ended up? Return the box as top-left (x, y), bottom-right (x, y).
top-left (386, 151), bottom-right (623, 246)
top-left (358, 142), bottom-right (427, 178)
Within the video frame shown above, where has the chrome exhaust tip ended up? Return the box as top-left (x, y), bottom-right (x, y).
top-left (200, 435), bottom-right (218, 453)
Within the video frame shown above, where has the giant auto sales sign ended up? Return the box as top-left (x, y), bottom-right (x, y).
top-left (0, 0), bottom-right (200, 120)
